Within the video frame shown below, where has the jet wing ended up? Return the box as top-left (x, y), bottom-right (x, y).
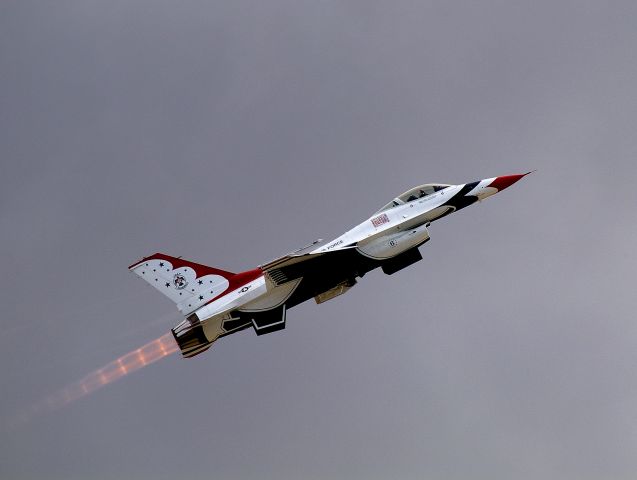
top-left (260, 240), bottom-right (363, 288)
top-left (261, 252), bottom-right (326, 286)
top-left (260, 239), bottom-right (323, 270)
top-left (260, 239), bottom-right (329, 287)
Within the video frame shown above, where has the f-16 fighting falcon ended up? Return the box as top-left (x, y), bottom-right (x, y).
top-left (130, 173), bottom-right (531, 358)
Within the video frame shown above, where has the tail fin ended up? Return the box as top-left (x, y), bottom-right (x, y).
top-left (128, 253), bottom-right (235, 316)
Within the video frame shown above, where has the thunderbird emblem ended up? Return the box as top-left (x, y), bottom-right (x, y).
top-left (173, 273), bottom-right (188, 290)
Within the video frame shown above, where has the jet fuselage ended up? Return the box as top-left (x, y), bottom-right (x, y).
top-left (129, 173), bottom-right (530, 357)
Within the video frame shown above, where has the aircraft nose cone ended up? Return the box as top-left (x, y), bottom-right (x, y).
top-left (488, 173), bottom-right (528, 192)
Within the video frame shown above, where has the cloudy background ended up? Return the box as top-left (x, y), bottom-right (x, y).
top-left (1, 1), bottom-right (636, 479)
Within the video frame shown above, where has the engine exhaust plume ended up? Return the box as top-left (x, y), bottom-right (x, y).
top-left (17, 333), bottom-right (178, 425)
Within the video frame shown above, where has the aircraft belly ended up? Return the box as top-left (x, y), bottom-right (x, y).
top-left (283, 253), bottom-right (379, 309)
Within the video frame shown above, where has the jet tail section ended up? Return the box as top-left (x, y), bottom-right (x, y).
top-left (128, 253), bottom-right (236, 316)
top-left (171, 314), bottom-right (215, 358)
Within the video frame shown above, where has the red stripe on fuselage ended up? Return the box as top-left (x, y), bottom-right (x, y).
top-left (128, 252), bottom-right (236, 277)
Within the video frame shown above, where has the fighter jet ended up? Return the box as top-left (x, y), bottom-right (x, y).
top-left (129, 173), bottom-right (530, 358)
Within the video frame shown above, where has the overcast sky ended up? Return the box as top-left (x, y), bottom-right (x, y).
top-left (2, 1), bottom-right (637, 479)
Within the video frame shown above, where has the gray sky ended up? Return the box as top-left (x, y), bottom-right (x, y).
top-left (2, 1), bottom-right (637, 479)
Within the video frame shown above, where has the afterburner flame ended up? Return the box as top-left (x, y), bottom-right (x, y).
top-left (20, 333), bottom-right (178, 424)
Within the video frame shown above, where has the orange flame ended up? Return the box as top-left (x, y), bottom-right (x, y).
top-left (17, 333), bottom-right (178, 425)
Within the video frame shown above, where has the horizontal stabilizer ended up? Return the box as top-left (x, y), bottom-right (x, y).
top-left (250, 304), bottom-right (287, 336)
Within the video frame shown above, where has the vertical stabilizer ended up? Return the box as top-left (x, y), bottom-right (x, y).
top-left (128, 253), bottom-right (236, 315)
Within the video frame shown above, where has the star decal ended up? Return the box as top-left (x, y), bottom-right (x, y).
top-left (198, 279), bottom-right (203, 285)
top-left (199, 295), bottom-right (204, 300)
top-left (159, 262), bottom-right (164, 267)
top-left (165, 282), bottom-right (170, 287)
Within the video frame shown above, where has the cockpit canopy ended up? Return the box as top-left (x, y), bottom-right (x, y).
top-left (375, 184), bottom-right (452, 213)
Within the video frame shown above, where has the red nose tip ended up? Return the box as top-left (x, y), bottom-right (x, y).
top-left (489, 172), bottom-right (531, 191)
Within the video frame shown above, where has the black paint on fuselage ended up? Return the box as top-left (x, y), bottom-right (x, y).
top-left (220, 182), bottom-right (481, 338)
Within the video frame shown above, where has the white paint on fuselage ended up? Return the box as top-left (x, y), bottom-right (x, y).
top-left (312, 184), bottom-right (464, 255)
top-left (195, 276), bottom-right (302, 329)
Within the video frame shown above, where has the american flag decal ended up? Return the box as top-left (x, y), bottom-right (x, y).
top-left (371, 213), bottom-right (390, 228)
